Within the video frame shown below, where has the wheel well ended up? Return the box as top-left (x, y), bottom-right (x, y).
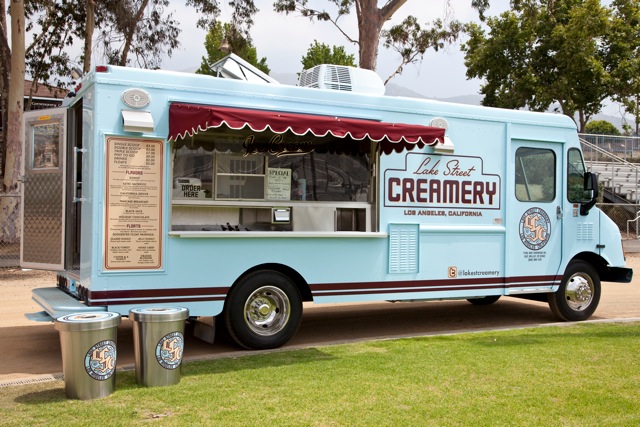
top-left (235, 263), bottom-right (313, 302)
top-left (569, 252), bottom-right (608, 281)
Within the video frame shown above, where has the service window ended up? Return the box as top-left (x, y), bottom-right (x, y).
top-left (515, 147), bottom-right (556, 202)
top-left (216, 154), bottom-right (266, 199)
top-left (172, 145), bottom-right (213, 199)
top-left (171, 128), bottom-right (371, 203)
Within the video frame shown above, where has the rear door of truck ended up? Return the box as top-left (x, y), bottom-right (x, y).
top-left (21, 108), bottom-right (68, 270)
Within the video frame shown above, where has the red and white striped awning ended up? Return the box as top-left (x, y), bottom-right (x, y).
top-left (168, 102), bottom-right (446, 154)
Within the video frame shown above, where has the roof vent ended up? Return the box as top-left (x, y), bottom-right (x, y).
top-left (210, 53), bottom-right (279, 84)
top-left (298, 65), bottom-right (385, 96)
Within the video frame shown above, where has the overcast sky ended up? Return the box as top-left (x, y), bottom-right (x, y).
top-left (162, 0), bottom-right (511, 99)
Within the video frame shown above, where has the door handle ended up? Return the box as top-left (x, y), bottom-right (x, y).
top-left (73, 147), bottom-right (86, 203)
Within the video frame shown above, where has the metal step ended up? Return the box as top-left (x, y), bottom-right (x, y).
top-left (31, 287), bottom-right (105, 319)
top-left (24, 311), bottom-right (53, 322)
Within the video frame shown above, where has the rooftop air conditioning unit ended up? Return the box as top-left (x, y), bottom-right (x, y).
top-left (298, 64), bottom-right (385, 96)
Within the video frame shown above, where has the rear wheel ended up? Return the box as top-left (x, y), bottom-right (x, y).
top-left (466, 295), bottom-right (501, 305)
top-left (548, 261), bottom-right (600, 321)
top-left (224, 270), bottom-right (302, 350)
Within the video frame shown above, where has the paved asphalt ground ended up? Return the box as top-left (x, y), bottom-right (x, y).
top-left (1, 250), bottom-right (639, 388)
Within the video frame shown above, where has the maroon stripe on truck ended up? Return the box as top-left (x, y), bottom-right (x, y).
top-left (86, 286), bottom-right (229, 306)
top-left (84, 274), bottom-right (562, 305)
top-left (308, 275), bottom-right (560, 297)
top-left (89, 286), bottom-right (228, 300)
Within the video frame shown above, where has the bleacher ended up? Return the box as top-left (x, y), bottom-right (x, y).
top-left (588, 161), bottom-right (640, 203)
top-left (580, 133), bottom-right (640, 204)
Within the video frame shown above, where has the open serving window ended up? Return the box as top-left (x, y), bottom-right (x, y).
top-left (168, 103), bottom-right (445, 233)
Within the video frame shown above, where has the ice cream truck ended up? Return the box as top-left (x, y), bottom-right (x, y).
top-left (22, 58), bottom-right (632, 350)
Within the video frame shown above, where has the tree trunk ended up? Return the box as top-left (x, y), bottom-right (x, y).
top-left (1, 0), bottom-right (25, 243)
top-left (356, 0), bottom-right (407, 71)
top-left (119, 0), bottom-right (149, 66)
top-left (84, 0), bottom-right (95, 74)
top-left (577, 110), bottom-right (589, 133)
top-left (356, 0), bottom-right (383, 70)
top-left (0, 0), bottom-right (10, 184)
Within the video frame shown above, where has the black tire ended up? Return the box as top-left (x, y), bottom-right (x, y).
top-left (223, 270), bottom-right (302, 350)
top-left (548, 261), bottom-right (601, 321)
top-left (466, 295), bottom-right (501, 305)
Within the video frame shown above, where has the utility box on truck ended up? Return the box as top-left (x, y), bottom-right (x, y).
top-left (23, 62), bottom-right (632, 350)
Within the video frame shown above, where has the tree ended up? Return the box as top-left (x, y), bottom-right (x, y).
top-left (1, 0), bottom-right (25, 243)
top-left (382, 15), bottom-right (462, 85)
top-left (23, 1), bottom-right (87, 103)
top-left (0, 0), bottom-right (259, 243)
top-left (604, 0), bottom-right (640, 136)
top-left (273, 0), bottom-right (466, 84)
top-left (301, 40), bottom-right (356, 70)
top-left (0, 0), bottom-right (10, 178)
top-left (584, 120), bottom-right (621, 136)
top-left (274, 0), bottom-right (405, 72)
top-left (84, 0), bottom-right (95, 74)
top-left (462, 0), bottom-right (610, 132)
top-left (5, 0), bottom-right (24, 195)
top-left (16, 1), bottom-right (257, 91)
top-left (196, 21), bottom-right (269, 76)
top-left (94, 0), bottom-right (180, 68)
top-left (2, 0), bottom-right (258, 167)
top-left (94, 0), bottom-right (257, 68)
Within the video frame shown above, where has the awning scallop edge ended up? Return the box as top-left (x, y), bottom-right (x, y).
top-left (168, 102), bottom-right (447, 154)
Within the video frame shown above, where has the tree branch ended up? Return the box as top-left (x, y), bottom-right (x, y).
top-left (324, 14), bottom-right (358, 45)
top-left (120, 0), bottom-right (149, 66)
top-left (384, 63), bottom-right (404, 86)
top-left (276, 1), bottom-right (358, 45)
top-left (380, 0), bottom-right (408, 21)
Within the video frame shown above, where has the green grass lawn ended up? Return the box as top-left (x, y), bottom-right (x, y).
top-left (2, 322), bottom-right (639, 426)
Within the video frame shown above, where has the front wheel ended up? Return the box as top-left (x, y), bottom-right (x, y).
top-left (224, 270), bottom-right (302, 350)
top-left (548, 261), bottom-right (600, 321)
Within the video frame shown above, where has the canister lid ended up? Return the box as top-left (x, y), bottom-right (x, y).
top-left (54, 312), bottom-right (121, 332)
top-left (129, 307), bottom-right (189, 322)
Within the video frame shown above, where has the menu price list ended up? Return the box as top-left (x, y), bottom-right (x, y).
top-left (104, 137), bottom-right (163, 270)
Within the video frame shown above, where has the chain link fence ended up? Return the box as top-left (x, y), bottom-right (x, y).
top-left (580, 133), bottom-right (640, 161)
top-left (599, 203), bottom-right (640, 238)
top-left (599, 203), bottom-right (640, 253)
top-left (0, 194), bottom-right (20, 269)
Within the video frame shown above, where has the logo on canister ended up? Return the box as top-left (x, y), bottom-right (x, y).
top-left (85, 340), bottom-right (117, 380)
top-left (156, 332), bottom-right (184, 370)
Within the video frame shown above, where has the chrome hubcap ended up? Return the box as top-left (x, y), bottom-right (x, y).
top-left (565, 274), bottom-right (594, 311)
top-left (244, 286), bottom-right (290, 336)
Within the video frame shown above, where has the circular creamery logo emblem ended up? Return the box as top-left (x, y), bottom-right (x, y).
top-left (519, 208), bottom-right (551, 250)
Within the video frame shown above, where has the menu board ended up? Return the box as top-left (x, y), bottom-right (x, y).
top-left (104, 137), bottom-right (163, 270)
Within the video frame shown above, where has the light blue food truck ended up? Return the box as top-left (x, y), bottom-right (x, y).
top-left (22, 58), bottom-right (632, 349)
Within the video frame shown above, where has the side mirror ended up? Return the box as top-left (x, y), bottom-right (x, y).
top-left (580, 172), bottom-right (598, 215)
